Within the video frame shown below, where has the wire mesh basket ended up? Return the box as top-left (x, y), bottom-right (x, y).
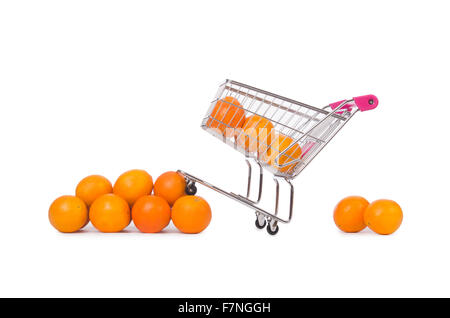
top-left (179, 79), bottom-right (378, 235)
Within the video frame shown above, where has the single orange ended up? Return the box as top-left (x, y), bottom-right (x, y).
top-left (154, 171), bottom-right (186, 206)
top-left (113, 169), bottom-right (153, 206)
top-left (76, 175), bottom-right (113, 206)
top-left (171, 196), bottom-right (211, 234)
top-left (49, 195), bottom-right (88, 233)
top-left (333, 196), bottom-right (369, 233)
top-left (206, 96), bottom-right (245, 137)
top-left (364, 199), bottom-right (403, 235)
top-left (132, 195), bottom-right (171, 233)
top-left (235, 115), bottom-right (274, 153)
top-left (262, 133), bottom-right (302, 174)
top-left (89, 194), bottom-right (130, 232)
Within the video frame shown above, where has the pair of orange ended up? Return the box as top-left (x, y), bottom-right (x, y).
top-left (49, 170), bottom-right (211, 234)
top-left (333, 196), bottom-right (403, 235)
top-left (207, 96), bottom-right (302, 174)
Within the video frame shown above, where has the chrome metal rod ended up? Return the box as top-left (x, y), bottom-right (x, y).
top-left (225, 80), bottom-right (346, 119)
top-left (256, 160), bottom-right (263, 203)
top-left (273, 178), bottom-right (279, 216)
top-left (272, 178), bottom-right (280, 229)
top-left (242, 159), bottom-right (263, 204)
top-left (245, 159), bottom-right (251, 198)
top-left (177, 170), bottom-right (293, 224)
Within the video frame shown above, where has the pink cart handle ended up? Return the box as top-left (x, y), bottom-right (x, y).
top-left (329, 94), bottom-right (379, 112)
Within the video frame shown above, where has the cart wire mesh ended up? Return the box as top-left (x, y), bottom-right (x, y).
top-left (201, 80), bottom-right (357, 179)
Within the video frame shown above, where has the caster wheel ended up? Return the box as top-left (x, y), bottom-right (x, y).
top-left (255, 218), bottom-right (266, 229)
top-left (267, 223), bottom-right (279, 235)
top-left (185, 182), bottom-right (197, 195)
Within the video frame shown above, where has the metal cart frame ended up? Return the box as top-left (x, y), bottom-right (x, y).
top-left (178, 80), bottom-right (378, 235)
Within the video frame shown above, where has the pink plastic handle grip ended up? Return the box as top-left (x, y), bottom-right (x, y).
top-left (330, 94), bottom-right (378, 112)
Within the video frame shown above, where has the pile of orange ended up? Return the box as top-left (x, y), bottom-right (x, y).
top-left (207, 97), bottom-right (303, 174)
top-left (333, 196), bottom-right (403, 235)
top-left (49, 170), bottom-right (211, 234)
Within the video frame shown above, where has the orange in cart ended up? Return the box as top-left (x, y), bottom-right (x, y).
top-left (364, 199), bottom-right (403, 235)
top-left (49, 195), bottom-right (88, 233)
top-left (206, 96), bottom-right (245, 137)
top-left (132, 195), bottom-right (171, 233)
top-left (89, 194), bottom-right (131, 232)
top-left (235, 115), bottom-right (274, 154)
top-left (154, 171), bottom-right (186, 206)
top-left (171, 196), bottom-right (211, 234)
top-left (333, 196), bottom-right (369, 233)
top-left (113, 169), bottom-right (153, 206)
top-left (76, 175), bottom-right (113, 206)
top-left (262, 133), bottom-right (302, 174)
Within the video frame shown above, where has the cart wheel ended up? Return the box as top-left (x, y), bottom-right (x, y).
top-left (266, 223), bottom-right (279, 235)
top-left (255, 218), bottom-right (266, 229)
top-left (255, 212), bottom-right (266, 229)
top-left (185, 182), bottom-right (197, 195)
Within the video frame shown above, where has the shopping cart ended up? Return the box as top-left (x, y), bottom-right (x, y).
top-left (178, 80), bottom-right (378, 235)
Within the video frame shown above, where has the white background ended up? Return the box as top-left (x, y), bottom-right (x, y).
top-left (0, 0), bottom-right (449, 297)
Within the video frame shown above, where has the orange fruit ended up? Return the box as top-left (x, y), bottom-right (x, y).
top-left (206, 96), bottom-right (245, 137)
top-left (262, 133), bottom-right (302, 174)
top-left (76, 175), bottom-right (113, 206)
top-left (333, 196), bottom-right (369, 233)
top-left (132, 195), bottom-right (171, 233)
top-left (235, 115), bottom-right (274, 153)
top-left (89, 194), bottom-right (131, 232)
top-left (364, 199), bottom-right (403, 235)
top-left (113, 169), bottom-right (153, 206)
top-left (154, 171), bottom-right (186, 206)
top-left (171, 196), bottom-right (212, 234)
top-left (49, 195), bottom-right (88, 233)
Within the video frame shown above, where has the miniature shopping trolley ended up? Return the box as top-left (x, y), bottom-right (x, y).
top-left (178, 80), bottom-right (378, 235)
